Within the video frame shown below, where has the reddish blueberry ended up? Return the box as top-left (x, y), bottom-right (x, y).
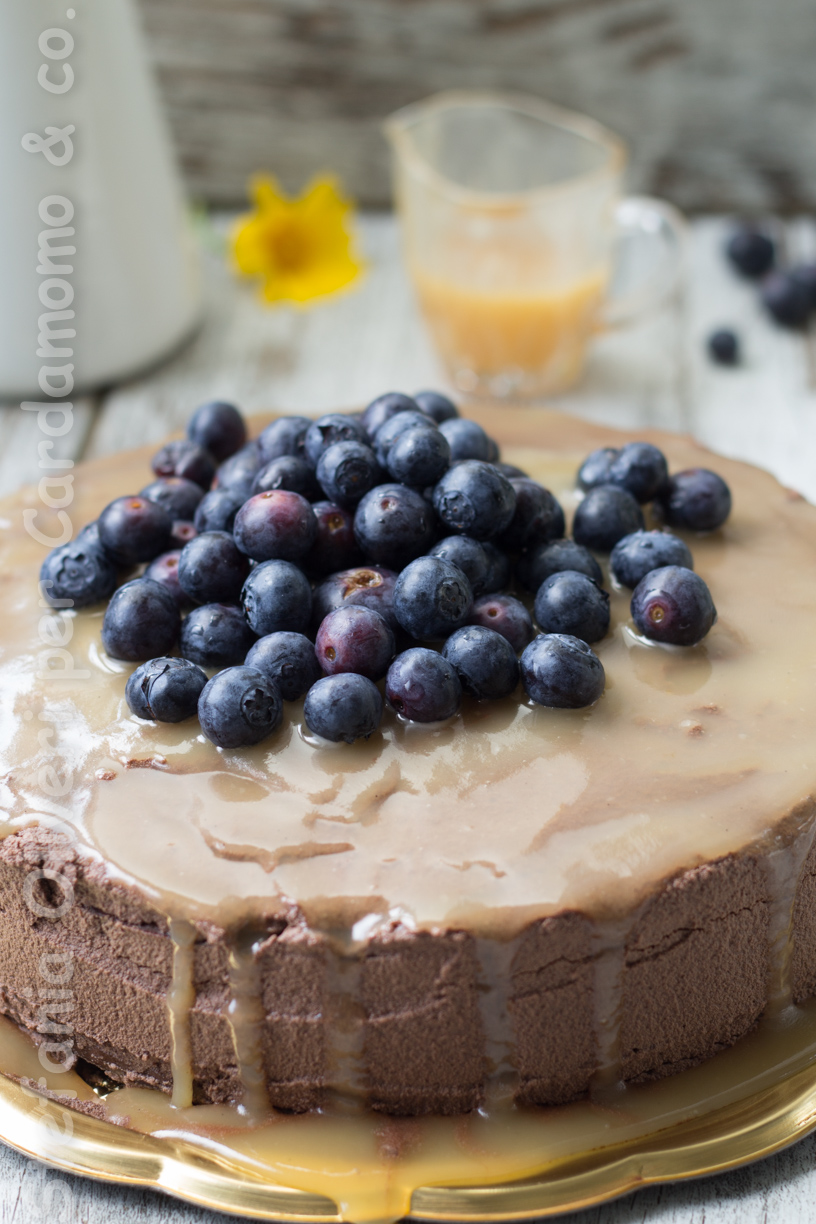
top-left (304, 502), bottom-right (361, 576)
top-left (151, 439), bottom-right (215, 489)
top-left (316, 606), bottom-right (395, 681)
top-left (144, 550), bottom-right (191, 609)
top-left (312, 565), bottom-right (398, 632)
top-left (468, 594), bottom-right (533, 654)
top-left (233, 489), bottom-right (317, 562)
top-left (630, 565), bottom-right (717, 646)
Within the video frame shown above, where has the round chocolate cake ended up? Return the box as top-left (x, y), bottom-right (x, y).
top-left (1, 404), bottom-right (816, 1120)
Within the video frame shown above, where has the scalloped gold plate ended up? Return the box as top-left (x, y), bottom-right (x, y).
top-left (4, 1010), bottom-right (816, 1224)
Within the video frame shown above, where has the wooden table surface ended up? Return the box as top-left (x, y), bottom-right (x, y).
top-left (2, 214), bottom-right (816, 1221)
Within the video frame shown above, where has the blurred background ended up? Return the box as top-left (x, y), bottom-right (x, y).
top-left (139, 0), bottom-right (816, 215)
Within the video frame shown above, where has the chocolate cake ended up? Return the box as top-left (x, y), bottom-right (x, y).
top-left (2, 405), bottom-right (816, 1120)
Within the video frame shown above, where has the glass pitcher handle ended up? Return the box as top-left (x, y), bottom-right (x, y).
top-left (600, 196), bottom-right (686, 329)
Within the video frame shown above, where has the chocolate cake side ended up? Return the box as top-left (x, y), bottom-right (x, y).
top-left (1, 818), bottom-right (812, 1117)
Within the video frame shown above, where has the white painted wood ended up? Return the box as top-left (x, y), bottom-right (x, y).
top-left (137, 0), bottom-right (816, 214)
top-left (6, 214), bottom-right (816, 1219)
top-left (0, 401), bottom-right (97, 499)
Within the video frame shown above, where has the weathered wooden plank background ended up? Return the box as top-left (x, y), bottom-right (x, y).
top-left (136, 0), bottom-right (816, 213)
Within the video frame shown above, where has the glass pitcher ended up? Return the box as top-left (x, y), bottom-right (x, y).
top-left (385, 91), bottom-right (684, 400)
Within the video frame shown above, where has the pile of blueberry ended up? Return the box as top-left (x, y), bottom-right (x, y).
top-left (40, 394), bottom-right (730, 749)
top-left (709, 224), bottom-right (816, 364)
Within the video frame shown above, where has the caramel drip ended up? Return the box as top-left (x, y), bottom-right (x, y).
top-left (226, 930), bottom-right (270, 1119)
top-left (323, 938), bottom-right (367, 1109)
top-left (590, 916), bottom-right (636, 1091)
top-left (764, 815), bottom-right (816, 1011)
top-left (167, 919), bottom-right (196, 1110)
top-left (474, 935), bottom-right (518, 1106)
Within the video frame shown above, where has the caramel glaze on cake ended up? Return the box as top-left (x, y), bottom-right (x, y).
top-left (2, 406), bottom-right (816, 1119)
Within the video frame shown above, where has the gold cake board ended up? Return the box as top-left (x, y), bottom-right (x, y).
top-left (1, 1055), bottom-right (816, 1223)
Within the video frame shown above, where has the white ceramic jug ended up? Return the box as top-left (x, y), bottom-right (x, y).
top-left (0, 0), bottom-right (202, 399)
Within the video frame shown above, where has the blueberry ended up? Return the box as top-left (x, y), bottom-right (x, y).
top-left (468, 594), bottom-right (533, 654)
top-left (187, 400), bottom-right (247, 462)
top-left (140, 476), bottom-right (204, 522)
top-left (414, 390), bottom-right (459, 423)
top-left (361, 392), bottom-right (419, 440)
top-left (312, 565), bottom-right (398, 632)
top-left (373, 411), bottom-right (437, 467)
top-left (177, 531), bottom-right (250, 605)
top-left (497, 478), bottom-right (565, 552)
top-left (151, 439), bottom-right (215, 490)
top-left (257, 416), bottom-right (311, 464)
top-left (521, 634), bottom-right (605, 708)
top-left (394, 556), bottom-right (473, 641)
top-left (631, 565), bottom-right (717, 646)
top-left (761, 271), bottom-right (812, 329)
top-left (516, 538), bottom-right (603, 592)
top-left (433, 461), bottom-right (516, 541)
top-left (385, 648), bottom-right (461, 722)
top-left (657, 469), bottom-right (731, 532)
top-left (180, 603), bottom-right (256, 668)
top-left (316, 606), bottom-right (395, 681)
top-left (386, 427), bottom-right (450, 487)
top-left (144, 550), bottom-right (191, 609)
top-left (98, 495), bottom-right (173, 565)
top-left (354, 483), bottom-right (436, 568)
top-left (429, 536), bottom-right (489, 596)
top-left (707, 328), bottom-right (740, 366)
top-left (792, 263), bottom-right (816, 310)
top-left (245, 632), bottom-right (322, 702)
top-left (443, 625), bottom-right (519, 700)
top-left (170, 521), bottom-right (198, 550)
top-left (198, 665), bottom-right (283, 749)
top-left (493, 462), bottom-right (529, 480)
top-left (534, 570), bottom-right (610, 644)
top-left (126, 656), bottom-right (208, 723)
top-left (572, 485), bottom-right (645, 552)
top-left (304, 413), bottom-right (368, 469)
top-left (214, 442), bottom-right (262, 500)
top-left (610, 530), bottom-right (693, 590)
top-left (304, 502), bottom-right (361, 576)
top-left (252, 455), bottom-right (322, 501)
top-left (194, 488), bottom-right (244, 534)
top-left (481, 541), bottom-right (512, 593)
top-left (577, 447), bottom-right (619, 491)
top-left (606, 442), bottom-right (669, 504)
top-left (303, 673), bottom-right (383, 743)
top-left (40, 539), bottom-right (117, 608)
top-left (726, 226), bottom-right (775, 279)
top-left (317, 440), bottom-right (382, 506)
top-left (241, 559), bottom-right (312, 636)
top-left (439, 418), bottom-right (497, 462)
top-left (233, 490), bottom-right (317, 562)
top-left (101, 578), bottom-right (180, 661)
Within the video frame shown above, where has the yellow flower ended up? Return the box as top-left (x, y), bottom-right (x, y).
top-left (231, 175), bottom-right (363, 304)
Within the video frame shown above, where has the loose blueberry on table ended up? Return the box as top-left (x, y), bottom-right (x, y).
top-left (43, 393), bottom-right (733, 752)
